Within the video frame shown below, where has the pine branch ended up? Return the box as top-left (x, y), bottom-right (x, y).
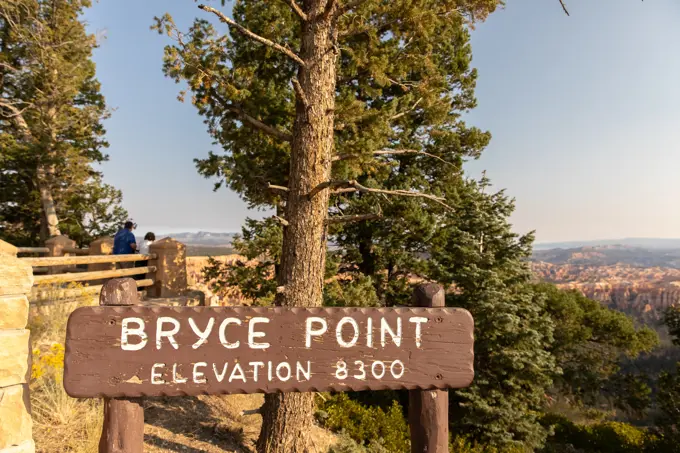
top-left (198, 4), bottom-right (305, 66)
top-left (292, 78), bottom-right (309, 108)
top-left (333, 148), bottom-right (454, 167)
top-left (558, 0), bottom-right (570, 16)
top-left (0, 100), bottom-right (33, 141)
top-left (322, 0), bottom-right (338, 20)
top-left (241, 406), bottom-right (263, 416)
top-left (390, 97), bottom-right (423, 120)
top-left (211, 90), bottom-right (293, 142)
top-left (0, 100), bottom-right (30, 118)
top-left (335, 0), bottom-right (370, 17)
top-left (326, 213), bottom-right (382, 225)
top-left (310, 180), bottom-right (454, 210)
top-left (226, 104), bottom-right (293, 142)
top-left (330, 187), bottom-right (359, 195)
top-left (0, 61), bottom-right (18, 72)
top-left (273, 215), bottom-right (289, 226)
top-left (282, 0), bottom-right (307, 21)
top-left (267, 183), bottom-right (290, 194)
top-left (333, 92), bottom-right (420, 133)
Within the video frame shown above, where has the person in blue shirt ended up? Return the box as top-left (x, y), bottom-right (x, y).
top-left (113, 221), bottom-right (137, 269)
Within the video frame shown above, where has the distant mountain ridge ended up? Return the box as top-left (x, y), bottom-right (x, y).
top-left (144, 234), bottom-right (680, 254)
top-left (137, 231), bottom-right (237, 247)
top-left (532, 244), bottom-right (680, 269)
top-left (534, 238), bottom-right (680, 250)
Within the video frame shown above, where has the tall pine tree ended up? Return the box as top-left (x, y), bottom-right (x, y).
top-left (426, 178), bottom-right (556, 450)
top-left (155, 0), bottom-right (504, 450)
top-left (0, 0), bottom-right (126, 246)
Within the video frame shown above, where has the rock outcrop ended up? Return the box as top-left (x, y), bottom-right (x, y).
top-left (532, 261), bottom-right (680, 321)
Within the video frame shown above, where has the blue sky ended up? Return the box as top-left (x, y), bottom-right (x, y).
top-left (84, 0), bottom-right (680, 243)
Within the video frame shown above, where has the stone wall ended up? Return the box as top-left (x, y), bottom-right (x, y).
top-left (0, 240), bottom-right (34, 452)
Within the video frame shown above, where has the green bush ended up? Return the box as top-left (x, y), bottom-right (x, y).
top-left (317, 393), bottom-right (410, 453)
top-left (644, 431), bottom-right (680, 453)
top-left (541, 413), bottom-right (654, 453)
top-left (323, 274), bottom-right (380, 308)
top-left (318, 393), bottom-right (532, 453)
top-left (328, 433), bottom-right (391, 453)
top-left (450, 436), bottom-right (529, 453)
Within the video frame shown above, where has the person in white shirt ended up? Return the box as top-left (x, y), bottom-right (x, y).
top-left (134, 232), bottom-right (155, 280)
top-left (138, 232), bottom-right (155, 255)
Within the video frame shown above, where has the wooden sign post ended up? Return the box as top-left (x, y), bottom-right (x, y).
top-left (97, 279), bottom-right (144, 453)
top-left (409, 283), bottom-right (449, 453)
top-left (64, 279), bottom-right (474, 452)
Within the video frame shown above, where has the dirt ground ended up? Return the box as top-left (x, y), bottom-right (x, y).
top-left (142, 394), bottom-right (336, 453)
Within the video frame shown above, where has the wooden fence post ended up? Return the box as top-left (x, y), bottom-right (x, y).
top-left (98, 278), bottom-right (144, 453)
top-left (88, 236), bottom-right (114, 285)
top-left (147, 238), bottom-right (187, 298)
top-left (409, 283), bottom-right (448, 453)
top-left (45, 235), bottom-right (76, 275)
top-left (88, 236), bottom-right (114, 271)
top-left (0, 240), bottom-right (35, 453)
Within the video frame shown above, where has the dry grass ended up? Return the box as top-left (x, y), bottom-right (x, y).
top-left (32, 376), bottom-right (102, 453)
top-left (29, 283), bottom-right (102, 453)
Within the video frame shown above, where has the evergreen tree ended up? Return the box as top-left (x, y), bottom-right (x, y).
top-left (664, 305), bottom-right (680, 347)
top-left (427, 178), bottom-right (557, 450)
top-left (534, 283), bottom-right (658, 412)
top-left (154, 0), bottom-right (502, 450)
top-left (0, 0), bottom-right (126, 246)
top-left (653, 306), bottom-right (680, 447)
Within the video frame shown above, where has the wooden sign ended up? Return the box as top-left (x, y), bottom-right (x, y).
top-left (63, 306), bottom-right (474, 398)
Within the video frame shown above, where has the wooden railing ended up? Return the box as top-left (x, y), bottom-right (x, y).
top-left (33, 265), bottom-right (155, 285)
top-left (27, 254), bottom-right (156, 289)
top-left (63, 247), bottom-right (90, 255)
top-left (30, 279), bottom-right (155, 301)
top-left (21, 254), bottom-right (154, 266)
top-left (13, 235), bottom-right (190, 303)
top-left (17, 247), bottom-right (49, 254)
top-left (25, 252), bottom-right (156, 303)
top-left (0, 234), bottom-right (194, 451)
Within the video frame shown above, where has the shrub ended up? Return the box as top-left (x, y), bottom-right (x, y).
top-left (450, 436), bottom-right (529, 453)
top-left (317, 393), bottom-right (410, 453)
top-left (31, 343), bottom-right (65, 381)
top-left (329, 433), bottom-right (391, 453)
top-left (318, 393), bottom-right (532, 453)
top-left (541, 413), bottom-right (654, 453)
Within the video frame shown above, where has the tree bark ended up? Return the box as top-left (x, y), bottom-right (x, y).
top-left (6, 104), bottom-right (62, 239)
top-left (256, 2), bottom-right (338, 452)
top-left (39, 105), bottom-right (62, 238)
top-left (37, 164), bottom-right (61, 238)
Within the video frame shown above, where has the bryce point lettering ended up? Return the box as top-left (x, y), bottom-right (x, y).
top-left (121, 314), bottom-right (429, 352)
top-left (119, 313), bottom-right (430, 386)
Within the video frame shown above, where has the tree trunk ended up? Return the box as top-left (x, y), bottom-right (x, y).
top-left (256, 2), bottom-right (338, 452)
top-left (39, 105), bottom-right (62, 238)
top-left (37, 164), bottom-right (61, 238)
top-left (7, 102), bottom-right (62, 239)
